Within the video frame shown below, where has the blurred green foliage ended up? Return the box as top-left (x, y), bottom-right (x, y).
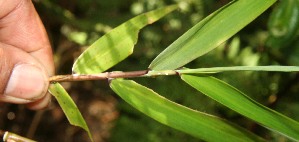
top-left (1, 0), bottom-right (296, 141)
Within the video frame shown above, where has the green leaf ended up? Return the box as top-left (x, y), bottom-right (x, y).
top-left (110, 79), bottom-right (264, 142)
top-left (181, 74), bottom-right (299, 141)
top-left (149, 0), bottom-right (276, 70)
top-left (177, 66), bottom-right (299, 74)
top-left (72, 5), bottom-right (178, 74)
top-left (267, 0), bottom-right (299, 48)
top-left (48, 83), bottom-right (93, 141)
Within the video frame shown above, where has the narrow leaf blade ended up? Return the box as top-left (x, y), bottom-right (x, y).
top-left (72, 5), bottom-right (177, 74)
top-left (181, 74), bottom-right (299, 141)
top-left (177, 66), bottom-right (299, 74)
top-left (149, 0), bottom-right (276, 70)
top-left (48, 83), bottom-right (93, 141)
top-left (110, 79), bottom-right (264, 142)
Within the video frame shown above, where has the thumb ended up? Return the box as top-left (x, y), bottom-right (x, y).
top-left (0, 43), bottom-right (49, 104)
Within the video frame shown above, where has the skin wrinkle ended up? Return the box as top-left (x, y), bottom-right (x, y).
top-left (0, 47), bottom-right (12, 94)
top-left (0, 0), bottom-right (54, 74)
top-left (0, 43), bottom-right (44, 95)
top-left (0, 0), bottom-right (54, 109)
top-left (0, 0), bottom-right (23, 20)
top-left (0, 0), bottom-right (43, 52)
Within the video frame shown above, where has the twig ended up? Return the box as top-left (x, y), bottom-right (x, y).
top-left (49, 70), bottom-right (149, 82)
top-left (27, 110), bottom-right (45, 138)
top-left (49, 66), bottom-right (299, 83)
top-left (1, 130), bottom-right (36, 142)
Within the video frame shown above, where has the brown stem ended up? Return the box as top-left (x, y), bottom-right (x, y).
top-left (27, 110), bottom-right (45, 138)
top-left (49, 70), bottom-right (149, 82)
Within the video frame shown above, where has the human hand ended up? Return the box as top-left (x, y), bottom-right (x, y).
top-left (0, 0), bottom-right (54, 109)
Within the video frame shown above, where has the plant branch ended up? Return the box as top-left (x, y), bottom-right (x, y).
top-left (49, 66), bottom-right (299, 83)
top-left (49, 70), bottom-right (179, 82)
top-left (49, 70), bottom-right (149, 82)
top-left (1, 130), bottom-right (36, 142)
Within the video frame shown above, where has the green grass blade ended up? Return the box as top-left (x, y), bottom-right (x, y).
top-left (72, 5), bottom-right (177, 74)
top-left (181, 74), bottom-right (299, 141)
top-left (267, 0), bottom-right (299, 48)
top-left (177, 66), bottom-right (299, 74)
top-left (110, 79), bottom-right (265, 142)
top-left (48, 83), bottom-right (93, 141)
top-left (149, 0), bottom-right (276, 70)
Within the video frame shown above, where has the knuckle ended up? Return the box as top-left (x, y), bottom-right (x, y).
top-left (0, 47), bottom-right (13, 94)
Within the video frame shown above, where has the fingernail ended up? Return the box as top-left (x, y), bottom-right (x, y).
top-left (4, 64), bottom-right (48, 102)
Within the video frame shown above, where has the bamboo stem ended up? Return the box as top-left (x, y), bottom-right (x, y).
top-left (49, 70), bottom-right (179, 83)
top-left (1, 130), bottom-right (36, 142)
top-left (49, 66), bottom-right (299, 82)
top-left (49, 70), bottom-right (149, 82)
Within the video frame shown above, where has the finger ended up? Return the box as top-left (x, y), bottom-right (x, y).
top-left (0, 0), bottom-right (54, 109)
top-left (27, 93), bottom-right (51, 110)
top-left (0, 0), bottom-right (54, 75)
top-left (0, 43), bottom-right (49, 106)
